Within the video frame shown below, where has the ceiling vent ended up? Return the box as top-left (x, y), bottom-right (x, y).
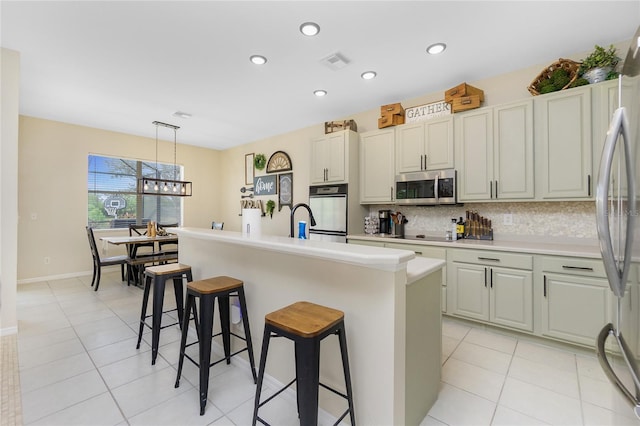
top-left (320, 52), bottom-right (350, 71)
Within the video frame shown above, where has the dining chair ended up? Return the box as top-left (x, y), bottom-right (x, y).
top-left (211, 221), bottom-right (224, 230)
top-left (157, 223), bottom-right (179, 255)
top-left (86, 226), bottom-right (128, 291)
top-left (128, 223), bottom-right (156, 285)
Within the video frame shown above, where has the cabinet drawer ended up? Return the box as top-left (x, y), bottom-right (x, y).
top-left (384, 243), bottom-right (446, 259)
top-left (538, 256), bottom-right (606, 278)
top-left (449, 249), bottom-right (532, 270)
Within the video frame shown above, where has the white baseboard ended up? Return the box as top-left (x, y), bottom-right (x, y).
top-left (0, 326), bottom-right (18, 336)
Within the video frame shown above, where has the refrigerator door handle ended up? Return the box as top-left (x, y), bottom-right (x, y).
top-left (595, 104), bottom-right (636, 298)
top-left (597, 323), bottom-right (640, 418)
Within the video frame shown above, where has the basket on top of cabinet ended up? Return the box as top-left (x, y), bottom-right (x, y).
top-left (445, 82), bottom-right (485, 113)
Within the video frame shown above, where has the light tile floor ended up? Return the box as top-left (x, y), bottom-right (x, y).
top-left (13, 270), bottom-right (640, 425)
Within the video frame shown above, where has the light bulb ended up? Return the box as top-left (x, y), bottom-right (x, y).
top-left (163, 183), bottom-right (169, 192)
top-left (143, 180), bottom-right (149, 190)
top-left (172, 184), bottom-right (178, 192)
top-left (181, 184), bottom-right (186, 194)
top-left (153, 182), bottom-right (159, 191)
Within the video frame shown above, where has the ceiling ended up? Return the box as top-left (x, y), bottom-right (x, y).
top-left (2, 1), bottom-right (639, 150)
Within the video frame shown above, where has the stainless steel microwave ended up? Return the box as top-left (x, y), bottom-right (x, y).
top-left (395, 169), bottom-right (457, 205)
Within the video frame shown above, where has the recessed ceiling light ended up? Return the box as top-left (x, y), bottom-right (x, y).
top-left (300, 22), bottom-right (320, 36)
top-left (314, 89), bottom-right (327, 97)
top-left (172, 111), bottom-right (192, 119)
top-left (361, 71), bottom-right (377, 80)
top-left (250, 55), bottom-right (267, 65)
top-left (426, 43), bottom-right (447, 55)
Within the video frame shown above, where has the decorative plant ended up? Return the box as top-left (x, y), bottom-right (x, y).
top-left (254, 153), bottom-right (267, 170)
top-left (266, 200), bottom-right (275, 218)
top-left (579, 44), bottom-right (620, 76)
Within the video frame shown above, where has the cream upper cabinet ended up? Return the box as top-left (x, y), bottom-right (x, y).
top-left (311, 130), bottom-right (356, 184)
top-left (447, 249), bottom-right (533, 332)
top-left (456, 101), bottom-right (534, 202)
top-left (359, 128), bottom-right (395, 204)
top-left (396, 116), bottom-right (454, 173)
top-left (535, 86), bottom-right (593, 199)
top-left (455, 108), bottom-right (494, 200)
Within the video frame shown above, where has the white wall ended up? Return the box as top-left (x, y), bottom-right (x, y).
top-left (1, 48), bottom-right (20, 335)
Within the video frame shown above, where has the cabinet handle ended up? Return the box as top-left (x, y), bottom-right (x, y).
top-left (424, 155), bottom-right (427, 169)
top-left (588, 174), bottom-right (592, 197)
top-left (478, 256), bottom-right (500, 262)
top-left (420, 155), bottom-right (423, 170)
top-left (390, 187), bottom-right (394, 201)
top-left (461, 99), bottom-right (472, 105)
top-left (562, 265), bottom-right (594, 272)
top-left (415, 251), bottom-right (423, 255)
top-left (449, 89), bottom-right (459, 96)
top-left (495, 181), bottom-right (498, 199)
top-left (543, 275), bottom-right (547, 297)
top-left (490, 181), bottom-right (493, 198)
top-left (490, 268), bottom-right (493, 288)
top-left (484, 267), bottom-right (488, 288)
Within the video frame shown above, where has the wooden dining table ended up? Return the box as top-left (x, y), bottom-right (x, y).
top-left (100, 234), bottom-right (179, 285)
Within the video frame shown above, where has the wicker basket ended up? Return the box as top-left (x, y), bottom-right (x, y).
top-left (527, 58), bottom-right (581, 96)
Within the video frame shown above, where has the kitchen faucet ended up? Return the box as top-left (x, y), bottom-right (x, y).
top-left (290, 203), bottom-right (317, 238)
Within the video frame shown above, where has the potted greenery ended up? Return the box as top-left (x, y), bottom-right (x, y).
top-left (266, 200), bottom-right (275, 218)
top-left (579, 44), bottom-right (620, 84)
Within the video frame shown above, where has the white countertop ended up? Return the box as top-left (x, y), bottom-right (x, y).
top-left (347, 233), bottom-right (604, 259)
top-left (174, 227), bottom-right (416, 272)
top-left (406, 257), bottom-right (445, 285)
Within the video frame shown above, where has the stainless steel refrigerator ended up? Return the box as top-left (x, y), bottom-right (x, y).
top-left (595, 26), bottom-right (640, 419)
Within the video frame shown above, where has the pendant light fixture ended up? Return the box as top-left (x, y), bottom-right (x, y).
top-left (137, 121), bottom-right (192, 197)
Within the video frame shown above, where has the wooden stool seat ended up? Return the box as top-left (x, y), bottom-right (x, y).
top-left (145, 263), bottom-right (192, 276)
top-left (136, 263), bottom-right (193, 365)
top-left (175, 276), bottom-right (257, 416)
top-left (265, 301), bottom-right (344, 338)
top-left (188, 276), bottom-right (243, 294)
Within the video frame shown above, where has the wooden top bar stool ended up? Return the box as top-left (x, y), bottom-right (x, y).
top-left (136, 263), bottom-right (193, 365)
top-left (252, 301), bottom-right (356, 426)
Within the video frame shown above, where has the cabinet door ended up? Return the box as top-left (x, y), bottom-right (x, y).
top-left (490, 267), bottom-right (533, 331)
top-left (311, 133), bottom-right (346, 184)
top-left (360, 129), bottom-right (395, 203)
top-left (494, 100), bottom-right (534, 199)
top-left (456, 109), bottom-right (494, 201)
top-left (449, 262), bottom-right (489, 321)
top-left (396, 123), bottom-right (425, 173)
top-left (424, 116), bottom-right (454, 170)
top-left (536, 87), bottom-right (592, 199)
top-left (540, 272), bottom-right (610, 346)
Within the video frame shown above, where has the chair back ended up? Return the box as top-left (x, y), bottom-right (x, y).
top-left (212, 221), bottom-right (224, 230)
top-left (86, 226), bottom-right (100, 262)
top-left (129, 223), bottom-right (149, 237)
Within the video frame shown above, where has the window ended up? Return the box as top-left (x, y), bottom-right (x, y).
top-left (88, 154), bottom-right (182, 229)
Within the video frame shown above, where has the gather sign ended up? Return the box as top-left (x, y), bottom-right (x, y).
top-left (254, 175), bottom-right (277, 196)
top-left (405, 100), bottom-right (451, 123)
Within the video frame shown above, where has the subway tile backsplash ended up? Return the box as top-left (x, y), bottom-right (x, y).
top-left (367, 202), bottom-right (597, 242)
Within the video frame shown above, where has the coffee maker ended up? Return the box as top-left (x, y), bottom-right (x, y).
top-left (378, 209), bottom-right (391, 235)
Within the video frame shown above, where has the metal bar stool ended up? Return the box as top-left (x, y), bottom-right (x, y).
top-left (252, 301), bottom-right (356, 426)
top-left (136, 263), bottom-right (193, 365)
top-left (174, 276), bottom-right (258, 415)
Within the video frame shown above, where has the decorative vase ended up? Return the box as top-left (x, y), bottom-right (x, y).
top-left (583, 66), bottom-right (612, 84)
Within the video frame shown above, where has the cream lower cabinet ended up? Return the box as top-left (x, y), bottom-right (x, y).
top-left (359, 128), bottom-right (395, 203)
top-left (537, 256), bottom-right (610, 346)
top-left (448, 249), bottom-right (533, 332)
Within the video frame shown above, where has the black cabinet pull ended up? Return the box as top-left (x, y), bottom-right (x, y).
top-left (543, 275), bottom-right (547, 297)
top-left (415, 251), bottom-right (423, 255)
top-left (490, 268), bottom-right (493, 288)
top-left (490, 181), bottom-right (493, 198)
top-left (495, 181), bottom-right (498, 199)
top-left (478, 257), bottom-right (500, 262)
top-left (484, 267), bottom-right (488, 287)
top-left (588, 174), bottom-right (592, 197)
top-left (562, 265), bottom-right (594, 272)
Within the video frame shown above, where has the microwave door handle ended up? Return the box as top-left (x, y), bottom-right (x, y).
top-left (596, 106), bottom-right (634, 298)
top-left (434, 175), bottom-right (439, 202)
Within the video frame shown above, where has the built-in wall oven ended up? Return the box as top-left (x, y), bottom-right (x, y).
top-left (395, 169), bottom-right (457, 205)
top-left (308, 184), bottom-right (347, 243)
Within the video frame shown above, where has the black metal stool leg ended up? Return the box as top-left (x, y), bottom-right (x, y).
top-left (252, 325), bottom-right (273, 426)
top-left (172, 276), bottom-right (185, 329)
top-left (218, 295), bottom-right (231, 364)
top-left (198, 293), bottom-right (214, 416)
top-left (175, 292), bottom-right (194, 388)
top-left (238, 287), bottom-right (257, 383)
top-left (295, 337), bottom-right (321, 426)
top-left (151, 275), bottom-right (166, 365)
top-left (136, 274), bottom-right (152, 349)
top-left (338, 323), bottom-right (356, 426)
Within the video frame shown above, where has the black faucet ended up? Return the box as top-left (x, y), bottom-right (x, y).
top-left (290, 203), bottom-right (317, 238)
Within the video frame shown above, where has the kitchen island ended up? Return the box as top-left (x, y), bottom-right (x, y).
top-left (174, 227), bottom-right (444, 425)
